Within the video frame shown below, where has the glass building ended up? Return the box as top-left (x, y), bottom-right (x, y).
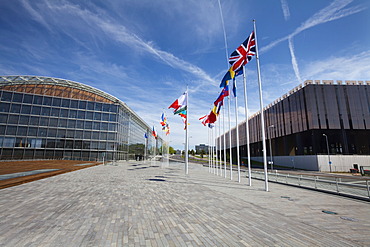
top-left (219, 80), bottom-right (370, 162)
top-left (0, 75), bottom-right (162, 161)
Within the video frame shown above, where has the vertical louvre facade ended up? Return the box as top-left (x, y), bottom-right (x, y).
top-left (219, 80), bottom-right (370, 161)
top-left (0, 76), bottom-right (161, 161)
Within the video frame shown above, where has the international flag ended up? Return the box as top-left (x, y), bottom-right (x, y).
top-left (160, 113), bottom-right (167, 126)
top-left (229, 31), bottom-right (256, 72)
top-left (152, 126), bottom-right (157, 139)
top-left (199, 110), bottom-right (217, 126)
top-left (219, 67), bottom-right (236, 88)
top-left (168, 92), bottom-right (187, 113)
top-left (214, 85), bottom-right (230, 106)
top-left (144, 133), bottom-right (148, 139)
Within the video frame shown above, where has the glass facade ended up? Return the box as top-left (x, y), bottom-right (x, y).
top-left (218, 80), bottom-right (370, 161)
top-left (0, 76), bottom-right (161, 161)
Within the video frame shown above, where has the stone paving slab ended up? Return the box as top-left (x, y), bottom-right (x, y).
top-left (0, 161), bottom-right (369, 246)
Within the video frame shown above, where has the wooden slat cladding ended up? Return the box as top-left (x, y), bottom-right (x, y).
top-left (0, 84), bottom-right (114, 103)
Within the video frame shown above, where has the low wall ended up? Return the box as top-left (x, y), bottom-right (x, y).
top-left (250, 155), bottom-right (370, 172)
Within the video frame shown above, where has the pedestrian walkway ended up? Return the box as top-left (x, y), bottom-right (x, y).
top-left (1, 160), bottom-right (369, 246)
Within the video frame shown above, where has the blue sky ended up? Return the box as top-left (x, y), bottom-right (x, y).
top-left (1, 0), bottom-right (369, 150)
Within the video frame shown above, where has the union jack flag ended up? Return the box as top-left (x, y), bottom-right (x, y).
top-left (229, 31), bottom-right (256, 72)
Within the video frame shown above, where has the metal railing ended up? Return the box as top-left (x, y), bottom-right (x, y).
top-left (250, 170), bottom-right (370, 201)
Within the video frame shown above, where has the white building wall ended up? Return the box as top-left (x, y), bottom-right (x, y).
top-left (250, 155), bottom-right (370, 172)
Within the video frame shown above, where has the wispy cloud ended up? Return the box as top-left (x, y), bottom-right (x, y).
top-left (262, 0), bottom-right (366, 83)
top-left (280, 0), bottom-right (290, 21)
top-left (22, 1), bottom-right (215, 87)
top-left (288, 37), bottom-right (302, 83)
top-left (303, 50), bottom-right (370, 80)
top-left (262, 0), bottom-right (366, 52)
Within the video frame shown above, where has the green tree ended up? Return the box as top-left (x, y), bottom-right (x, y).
top-left (169, 146), bottom-right (176, 154)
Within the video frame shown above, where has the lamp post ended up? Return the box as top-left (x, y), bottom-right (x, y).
top-left (323, 134), bottom-right (332, 172)
top-left (268, 125), bottom-right (274, 171)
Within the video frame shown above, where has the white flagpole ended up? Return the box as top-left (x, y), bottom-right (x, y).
top-left (208, 127), bottom-right (211, 172)
top-left (243, 66), bottom-right (252, 186)
top-left (254, 20), bottom-right (269, 191)
top-left (215, 122), bottom-right (219, 176)
top-left (211, 127), bottom-right (214, 173)
top-left (218, 119), bottom-right (222, 176)
top-left (223, 107), bottom-right (227, 178)
top-left (185, 88), bottom-right (189, 175)
top-left (233, 80), bottom-right (241, 183)
top-left (228, 95), bottom-right (233, 180)
top-left (218, 114), bottom-right (222, 176)
top-left (144, 134), bottom-right (147, 163)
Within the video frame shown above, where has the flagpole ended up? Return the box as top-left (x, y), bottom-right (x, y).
top-left (228, 95), bottom-right (233, 180)
top-left (144, 134), bottom-right (147, 163)
top-left (185, 88), bottom-right (189, 175)
top-left (223, 106), bottom-right (227, 178)
top-left (243, 66), bottom-right (252, 186)
top-left (215, 122), bottom-right (219, 176)
top-left (254, 19), bottom-right (269, 191)
top-left (234, 79), bottom-right (241, 183)
top-left (211, 127), bottom-right (214, 173)
top-left (218, 115), bottom-right (222, 176)
top-left (208, 127), bottom-right (210, 172)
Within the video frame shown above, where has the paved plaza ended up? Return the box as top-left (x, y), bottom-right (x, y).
top-left (1, 160), bottom-right (370, 246)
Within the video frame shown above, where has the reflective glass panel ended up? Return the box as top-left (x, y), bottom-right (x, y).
top-left (69, 109), bottom-right (77, 118)
top-left (8, 115), bottom-right (19, 124)
top-left (95, 103), bottom-right (102, 111)
top-left (28, 127), bottom-right (37, 136)
top-left (58, 119), bottom-right (67, 128)
top-left (6, 126), bottom-right (17, 135)
top-left (1, 91), bottom-right (12, 101)
top-left (49, 118), bottom-right (58, 127)
top-left (21, 105), bottom-right (31, 114)
top-left (43, 96), bottom-right (52, 106)
top-left (12, 93), bottom-right (23, 102)
top-left (76, 120), bottom-right (84, 129)
top-left (10, 104), bottom-right (21, 113)
top-left (61, 99), bottom-right (70, 108)
top-left (19, 116), bottom-right (30, 125)
top-left (47, 128), bottom-right (57, 137)
top-left (23, 94), bottom-right (33, 104)
top-left (31, 106), bottom-right (41, 115)
top-left (77, 110), bottom-right (85, 119)
top-left (85, 121), bottom-right (92, 129)
top-left (38, 128), bottom-right (47, 136)
top-left (0, 113), bottom-right (7, 123)
top-left (70, 100), bottom-right (78, 109)
top-left (39, 117), bottom-right (49, 126)
top-left (86, 111), bottom-right (93, 120)
top-left (78, 101), bottom-right (86, 109)
top-left (60, 109), bottom-right (68, 117)
top-left (52, 98), bottom-right (61, 106)
top-left (17, 126), bottom-right (27, 136)
top-left (87, 102), bottom-right (94, 110)
top-left (32, 95), bottom-right (43, 105)
top-left (0, 102), bottom-right (10, 112)
top-left (29, 116), bottom-right (39, 125)
top-left (50, 107), bottom-right (60, 117)
top-left (67, 119), bottom-right (76, 128)
top-left (40, 107), bottom-right (51, 116)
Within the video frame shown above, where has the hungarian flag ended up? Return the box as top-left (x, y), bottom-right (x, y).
top-left (229, 31), bottom-right (256, 72)
top-left (168, 92), bottom-right (187, 113)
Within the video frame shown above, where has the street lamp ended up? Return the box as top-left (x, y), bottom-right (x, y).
top-left (323, 134), bottom-right (332, 172)
top-left (268, 125), bottom-right (274, 171)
